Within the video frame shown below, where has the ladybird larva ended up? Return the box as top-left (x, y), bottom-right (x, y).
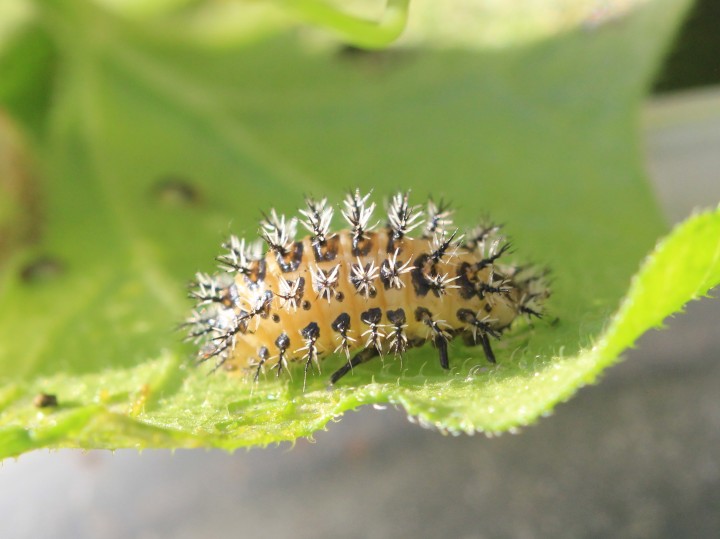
top-left (184, 189), bottom-right (549, 388)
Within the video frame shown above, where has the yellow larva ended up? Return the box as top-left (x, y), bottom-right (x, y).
top-left (184, 189), bottom-right (549, 387)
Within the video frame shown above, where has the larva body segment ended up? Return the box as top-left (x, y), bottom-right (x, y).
top-left (185, 190), bottom-right (549, 386)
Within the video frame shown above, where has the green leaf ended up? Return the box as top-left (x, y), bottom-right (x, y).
top-left (0, 1), bottom-right (55, 134)
top-left (0, 0), bottom-right (714, 458)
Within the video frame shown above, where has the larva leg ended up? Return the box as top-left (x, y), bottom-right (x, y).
top-left (457, 308), bottom-right (499, 365)
top-left (478, 332), bottom-right (496, 364)
top-left (330, 347), bottom-right (380, 385)
top-left (435, 332), bottom-right (450, 370)
top-left (252, 346), bottom-right (270, 382)
top-left (415, 307), bottom-right (451, 370)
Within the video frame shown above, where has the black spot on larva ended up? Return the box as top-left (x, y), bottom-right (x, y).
top-left (411, 254), bottom-right (432, 297)
top-left (258, 290), bottom-right (274, 318)
top-left (414, 306), bottom-right (432, 322)
top-left (386, 308), bottom-right (406, 326)
top-left (217, 283), bottom-right (239, 309)
top-left (457, 262), bottom-right (477, 299)
top-left (33, 393), bottom-right (58, 408)
top-left (368, 288), bottom-right (377, 298)
top-left (360, 307), bottom-right (382, 325)
top-left (271, 314), bottom-right (281, 323)
top-left (243, 259), bottom-right (267, 288)
top-left (296, 276), bottom-right (306, 298)
top-left (152, 176), bottom-right (201, 206)
top-left (335, 291), bottom-right (345, 302)
top-left (301, 321), bottom-right (320, 340)
top-left (275, 332), bottom-right (290, 350)
top-left (456, 308), bottom-right (475, 325)
top-left (387, 309), bottom-right (408, 356)
top-left (313, 235), bottom-right (340, 263)
top-left (236, 310), bottom-right (250, 334)
top-left (302, 300), bottom-right (312, 311)
top-left (379, 253), bottom-right (408, 290)
top-left (274, 333), bottom-right (291, 376)
top-left (331, 312), bottom-right (352, 358)
top-left (20, 256), bottom-right (65, 284)
top-left (300, 322), bottom-right (320, 387)
top-left (277, 241), bottom-right (304, 273)
top-left (352, 236), bottom-right (373, 257)
top-left (484, 303), bottom-right (493, 313)
top-left (331, 312), bottom-right (351, 333)
top-left (379, 260), bottom-right (393, 289)
top-left (361, 308), bottom-right (384, 353)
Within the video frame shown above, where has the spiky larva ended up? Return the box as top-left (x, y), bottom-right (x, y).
top-left (184, 189), bottom-right (550, 388)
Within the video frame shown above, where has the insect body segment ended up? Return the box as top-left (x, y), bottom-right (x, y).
top-left (185, 190), bottom-right (550, 386)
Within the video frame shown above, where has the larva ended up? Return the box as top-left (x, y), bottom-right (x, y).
top-left (184, 189), bottom-right (549, 387)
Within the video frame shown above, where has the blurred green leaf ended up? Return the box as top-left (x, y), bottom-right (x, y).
top-left (1, 0), bottom-right (713, 459)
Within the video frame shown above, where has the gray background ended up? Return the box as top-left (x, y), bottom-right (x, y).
top-left (2, 90), bottom-right (720, 539)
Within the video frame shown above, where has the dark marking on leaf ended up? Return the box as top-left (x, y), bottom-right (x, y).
top-left (20, 256), bottom-right (65, 284)
top-left (152, 176), bottom-right (201, 206)
top-left (33, 393), bottom-right (58, 408)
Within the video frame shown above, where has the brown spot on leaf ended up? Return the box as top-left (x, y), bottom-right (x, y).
top-left (33, 393), bottom-right (58, 408)
top-left (20, 256), bottom-right (64, 283)
top-left (152, 176), bottom-right (201, 207)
